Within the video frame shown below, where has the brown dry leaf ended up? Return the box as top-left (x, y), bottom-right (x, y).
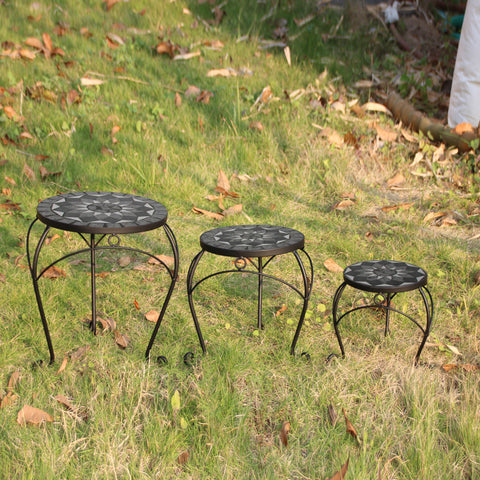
top-left (387, 172), bottom-right (405, 188)
top-left (217, 170), bottom-right (230, 192)
top-left (350, 103), bottom-right (365, 118)
top-left (423, 211), bottom-right (448, 224)
top-left (376, 125), bottom-right (397, 142)
top-left (381, 202), bottom-right (414, 212)
top-left (333, 199), bottom-right (355, 210)
top-left (279, 421), bottom-right (290, 447)
top-left (117, 255), bottom-right (132, 267)
top-left (101, 146), bottom-right (113, 157)
top-left (173, 51), bottom-right (201, 61)
top-left (343, 408), bottom-right (360, 443)
top-left (442, 363), bottom-right (480, 372)
top-left (156, 40), bottom-right (176, 57)
top-left (20, 131), bottom-right (34, 139)
top-left (196, 90), bottom-right (213, 104)
top-left (327, 458), bottom-right (349, 480)
top-left (67, 89), bottom-right (81, 105)
top-left (7, 371), bottom-right (20, 392)
top-left (275, 304), bottom-right (287, 317)
top-left (453, 122), bottom-right (475, 136)
top-left (80, 27), bottom-right (93, 38)
top-left (0, 200), bottom-right (20, 211)
top-left (97, 316), bottom-right (116, 331)
top-left (324, 258), bottom-right (343, 273)
top-left (344, 132), bottom-right (359, 148)
top-left (43, 266), bottom-right (67, 279)
top-left (203, 39), bottom-right (224, 49)
top-left (54, 394), bottom-right (74, 410)
top-left (106, 32), bottom-right (124, 47)
top-left (39, 165), bottom-right (61, 180)
top-left (70, 345), bottom-right (90, 362)
top-left (145, 310), bottom-right (159, 323)
top-left (4, 177), bottom-right (16, 186)
top-left (250, 121), bottom-right (264, 132)
top-left (111, 125), bottom-right (121, 143)
top-left (80, 77), bottom-right (104, 87)
top-left (44, 233), bottom-right (61, 245)
top-left (25, 37), bottom-right (44, 50)
top-left (362, 101), bottom-right (392, 116)
top-left (207, 68), bottom-right (237, 78)
top-left (134, 299), bottom-right (140, 310)
top-left (17, 405), bottom-right (53, 425)
top-left (401, 128), bottom-right (417, 143)
top-left (147, 254), bottom-right (175, 268)
top-left (177, 450), bottom-right (189, 465)
top-left (254, 85), bottom-right (273, 106)
top-left (23, 163), bottom-right (36, 181)
top-left (192, 206), bottom-right (224, 221)
top-left (56, 354), bottom-right (68, 374)
top-left (1, 393), bottom-right (18, 409)
top-left (3, 106), bottom-right (21, 121)
top-left (105, 0), bottom-right (121, 11)
top-left (114, 330), bottom-right (129, 349)
top-left (223, 204), bottom-right (243, 216)
top-left (42, 33), bottom-right (53, 53)
top-left (328, 403), bottom-right (338, 426)
top-left (320, 127), bottom-right (344, 146)
top-left (185, 85), bottom-right (201, 98)
top-left (175, 92), bottom-right (182, 107)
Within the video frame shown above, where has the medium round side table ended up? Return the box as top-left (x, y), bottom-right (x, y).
top-left (186, 224), bottom-right (313, 355)
top-left (26, 191), bottom-right (179, 364)
top-left (332, 260), bottom-right (433, 364)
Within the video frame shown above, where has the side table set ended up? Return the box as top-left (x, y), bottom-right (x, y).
top-left (26, 191), bottom-right (434, 365)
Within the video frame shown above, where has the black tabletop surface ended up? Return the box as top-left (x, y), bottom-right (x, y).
top-left (36, 192), bottom-right (168, 234)
top-left (200, 224), bottom-right (305, 257)
top-left (343, 260), bottom-right (428, 293)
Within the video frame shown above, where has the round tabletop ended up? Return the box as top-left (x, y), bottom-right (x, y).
top-left (36, 192), bottom-right (168, 234)
top-left (200, 225), bottom-right (305, 257)
top-left (343, 260), bottom-right (428, 293)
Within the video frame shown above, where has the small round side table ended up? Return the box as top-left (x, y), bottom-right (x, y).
top-left (26, 191), bottom-right (179, 364)
top-left (332, 260), bottom-right (433, 364)
top-left (187, 225), bottom-right (313, 355)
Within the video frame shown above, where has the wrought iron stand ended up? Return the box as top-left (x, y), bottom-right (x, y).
top-left (26, 192), bottom-right (179, 364)
top-left (186, 225), bottom-right (313, 355)
top-left (332, 260), bottom-right (433, 364)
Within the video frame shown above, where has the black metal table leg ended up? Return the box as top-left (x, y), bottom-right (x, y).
top-left (257, 258), bottom-right (263, 330)
top-left (144, 223), bottom-right (180, 359)
top-left (26, 220), bottom-right (56, 364)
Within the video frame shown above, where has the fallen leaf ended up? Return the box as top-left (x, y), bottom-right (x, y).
top-left (222, 204), bottom-right (243, 216)
top-left (446, 344), bottom-right (462, 356)
top-left (23, 163), bottom-right (36, 181)
top-left (114, 330), bottom-right (129, 349)
top-left (253, 85), bottom-right (272, 107)
top-left (387, 172), bottom-right (405, 188)
top-left (401, 128), bottom-right (417, 142)
top-left (43, 266), bottom-right (66, 279)
top-left (117, 255), bottom-right (131, 267)
top-left (328, 403), bottom-right (338, 426)
top-left (156, 40), bottom-right (176, 57)
top-left (275, 304), bottom-right (287, 316)
top-left (105, 0), bottom-right (121, 11)
top-left (106, 32), bottom-right (124, 46)
top-left (56, 355), bottom-right (68, 373)
top-left (453, 122), bottom-right (475, 136)
top-left (7, 371), bottom-right (20, 392)
top-left (1, 393), bottom-right (18, 409)
top-left (4, 177), bottom-right (16, 186)
top-left (67, 89), bottom-right (81, 105)
top-left (173, 51), bottom-right (201, 61)
top-left (80, 27), bottom-right (93, 38)
top-left (279, 421), bottom-right (290, 447)
top-left (134, 299), bottom-right (140, 310)
top-left (147, 254), bottom-right (175, 268)
top-left (249, 121), bottom-right (264, 131)
top-left (171, 390), bottom-right (181, 412)
top-left (175, 92), bottom-right (182, 107)
top-left (207, 68), bottom-right (237, 77)
top-left (145, 310), bottom-right (159, 322)
top-left (185, 85), bottom-right (201, 98)
top-left (196, 90), bottom-right (213, 104)
top-left (25, 36), bottom-right (44, 50)
top-left (362, 101), bottom-right (392, 116)
top-left (177, 450), bottom-right (189, 465)
top-left (343, 408), bottom-right (360, 443)
top-left (192, 206), bottom-right (223, 220)
top-left (327, 457), bottom-right (349, 480)
top-left (54, 395), bottom-right (74, 410)
top-left (354, 79), bottom-right (375, 89)
top-left (80, 77), bottom-right (104, 87)
top-left (381, 202), bottom-right (414, 212)
top-left (17, 405), bottom-right (53, 425)
top-left (284, 45), bottom-right (291, 66)
top-left (324, 258), bottom-right (343, 273)
top-left (333, 199), bottom-right (355, 210)
top-left (42, 32), bottom-right (53, 53)
top-left (97, 316), bottom-right (116, 331)
top-left (376, 125), bottom-right (397, 142)
top-left (69, 345), bottom-right (90, 362)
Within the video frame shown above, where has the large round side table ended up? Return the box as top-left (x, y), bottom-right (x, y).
top-left (186, 225), bottom-right (313, 355)
top-left (332, 260), bottom-right (434, 364)
top-left (26, 192), bottom-right (179, 364)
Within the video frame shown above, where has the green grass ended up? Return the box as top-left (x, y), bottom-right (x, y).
top-left (1, 0), bottom-right (479, 478)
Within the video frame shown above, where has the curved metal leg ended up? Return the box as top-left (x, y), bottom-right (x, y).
top-left (145, 223), bottom-right (180, 359)
top-left (414, 286), bottom-right (434, 364)
top-left (257, 258), bottom-right (263, 330)
top-left (290, 248), bottom-right (314, 355)
top-left (332, 282), bottom-right (347, 358)
top-left (89, 234), bottom-right (98, 334)
top-left (26, 221), bottom-right (55, 364)
top-left (186, 249), bottom-right (207, 354)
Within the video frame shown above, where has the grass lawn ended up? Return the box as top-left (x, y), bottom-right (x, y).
top-left (1, 0), bottom-right (479, 478)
